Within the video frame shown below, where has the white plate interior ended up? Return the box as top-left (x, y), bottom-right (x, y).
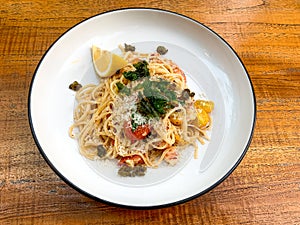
top-left (29, 9), bottom-right (255, 207)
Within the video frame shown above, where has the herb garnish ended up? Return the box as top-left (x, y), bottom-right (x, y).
top-left (136, 78), bottom-right (178, 119)
top-left (123, 61), bottom-right (150, 81)
top-left (116, 82), bottom-right (131, 96)
top-left (119, 60), bottom-right (188, 120)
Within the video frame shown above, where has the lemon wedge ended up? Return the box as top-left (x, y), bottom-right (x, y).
top-left (91, 45), bottom-right (128, 78)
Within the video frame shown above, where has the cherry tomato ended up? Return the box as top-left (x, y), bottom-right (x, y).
top-left (124, 121), bottom-right (137, 141)
top-left (194, 100), bottom-right (214, 113)
top-left (196, 108), bottom-right (210, 128)
top-left (133, 124), bottom-right (151, 140)
top-left (118, 155), bottom-right (144, 166)
top-left (123, 121), bottom-right (151, 141)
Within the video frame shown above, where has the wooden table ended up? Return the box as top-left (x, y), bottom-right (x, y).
top-left (1, 1), bottom-right (299, 224)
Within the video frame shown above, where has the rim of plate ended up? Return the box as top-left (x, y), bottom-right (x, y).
top-left (28, 7), bottom-right (256, 209)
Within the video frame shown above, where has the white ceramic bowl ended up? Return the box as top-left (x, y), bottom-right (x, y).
top-left (28, 8), bottom-right (256, 208)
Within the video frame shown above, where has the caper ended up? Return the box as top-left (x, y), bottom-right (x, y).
top-left (189, 92), bottom-right (195, 97)
top-left (124, 43), bottom-right (135, 52)
top-left (97, 145), bottom-right (106, 158)
top-left (181, 89), bottom-right (191, 100)
top-left (118, 166), bottom-right (132, 177)
top-left (156, 46), bottom-right (168, 55)
top-left (118, 165), bottom-right (147, 177)
top-left (69, 81), bottom-right (82, 91)
top-left (133, 166), bottom-right (147, 176)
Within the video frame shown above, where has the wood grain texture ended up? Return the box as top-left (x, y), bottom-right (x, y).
top-left (0, 0), bottom-right (299, 224)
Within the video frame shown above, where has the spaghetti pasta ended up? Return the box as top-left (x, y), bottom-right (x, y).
top-left (69, 44), bottom-right (214, 177)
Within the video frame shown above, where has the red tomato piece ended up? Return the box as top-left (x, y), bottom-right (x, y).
top-left (132, 124), bottom-right (151, 140)
top-left (123, 121), bottom-right (151, 141)
top-left (118, 155), bottom-right (144, 166)
top-left (124, 121), bottom-right (137, 141)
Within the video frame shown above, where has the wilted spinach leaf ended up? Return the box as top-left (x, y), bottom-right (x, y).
top-left (123, 61), bottom-right (150, 81)
top-left (116, 82), bottom-right (130, 96)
